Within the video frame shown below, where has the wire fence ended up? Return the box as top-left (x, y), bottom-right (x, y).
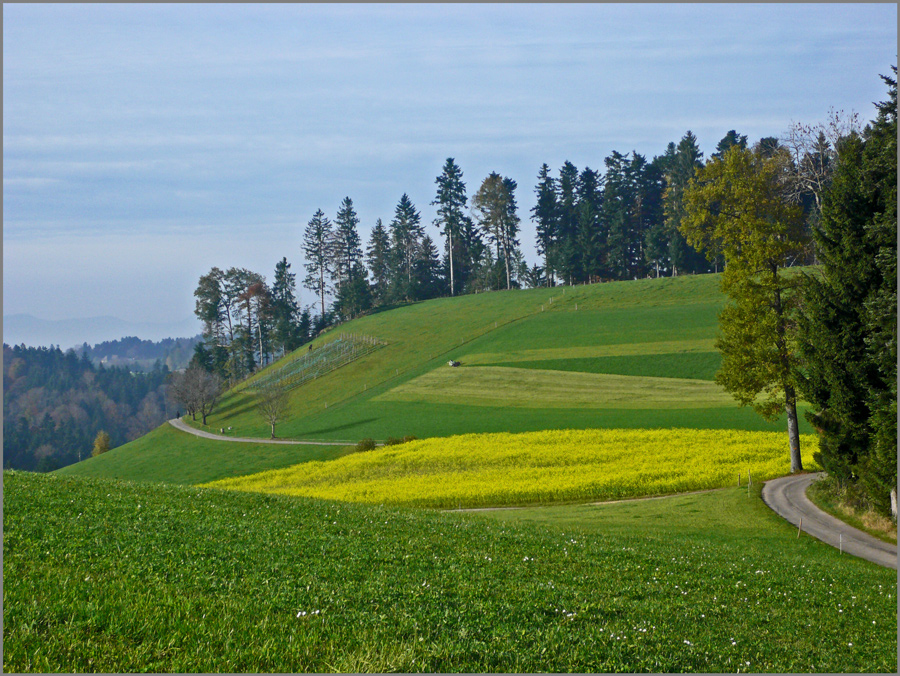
top-left (246, 333), bottom-right (386, 393)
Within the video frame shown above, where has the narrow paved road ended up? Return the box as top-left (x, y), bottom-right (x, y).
top-left (762, 472), bottom-right (897, 569)
top-left (168, 418), bottom-right (352, 446)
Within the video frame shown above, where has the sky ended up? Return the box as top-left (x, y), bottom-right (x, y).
top-left (3, 3), bottom-right (897, 333)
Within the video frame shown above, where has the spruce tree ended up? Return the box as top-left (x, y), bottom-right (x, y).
top-left (432, 158), bottom-right (470, 296)
top-left (302, 209), bottom-right (333, 320)
top-left (366, 218), bottom-right (392, 307)
top-left (664, 131), bottom-right (710, 276)
top-left (388, 194), bottom-right (424, 301)
top-left (331, 197), bottom-right (364, 293)
top-left (271, 257), bottom-right (302, 356)
top-left (531, 163), bottom-right (559, 286)
top-left (796, 69), bottom-right (897, 515)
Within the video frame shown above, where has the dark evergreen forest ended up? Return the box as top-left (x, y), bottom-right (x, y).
top-left (3, 344), bottom-right (172, 472)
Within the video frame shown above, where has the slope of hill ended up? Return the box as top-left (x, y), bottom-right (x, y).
top-left (58, 273), bottom-right (813, 484)
top-left (194, 272), bottom-right (808, 441)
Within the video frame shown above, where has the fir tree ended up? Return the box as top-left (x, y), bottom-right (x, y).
top-left (366, 218), bottom-right (392, 307)
top-left (302, 209), bottom-right (333, 320)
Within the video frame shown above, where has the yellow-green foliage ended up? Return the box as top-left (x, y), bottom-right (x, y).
top-left (202, 428), bottom-right (819, 508)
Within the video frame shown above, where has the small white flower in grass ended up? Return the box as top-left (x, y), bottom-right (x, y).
top-left (684, 640), bottom-right (691, 645)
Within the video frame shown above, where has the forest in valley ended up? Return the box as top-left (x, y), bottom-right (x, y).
top-left (2, 344), bottom-right (173, 472)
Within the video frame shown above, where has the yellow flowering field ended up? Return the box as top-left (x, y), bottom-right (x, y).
top-left (201, 428), bottom-right (819, 509)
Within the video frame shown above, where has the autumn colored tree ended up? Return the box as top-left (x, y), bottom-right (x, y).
top-left (91, 430), bottom-right (110, 457)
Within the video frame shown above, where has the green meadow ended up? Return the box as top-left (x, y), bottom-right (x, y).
top-left (5, 471), bottom-right (895, 673)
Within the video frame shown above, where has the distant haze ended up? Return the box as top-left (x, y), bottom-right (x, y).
top-left (3, 314), bottom-right (201, 351)
top-left (3, 4), bottom-right (896, 336)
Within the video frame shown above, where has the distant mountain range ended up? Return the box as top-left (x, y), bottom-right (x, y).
top-left (3, 314), bottom-right (202, 350)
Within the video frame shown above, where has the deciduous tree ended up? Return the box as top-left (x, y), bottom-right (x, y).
top-left (682, 144), bottom-right (809, 472)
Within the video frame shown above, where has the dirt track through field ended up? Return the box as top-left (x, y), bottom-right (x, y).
top-left (168, 418), bottom-right (351, 446)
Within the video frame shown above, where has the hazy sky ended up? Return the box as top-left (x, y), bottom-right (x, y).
top-left (3, 3), bottom-right (896, 329)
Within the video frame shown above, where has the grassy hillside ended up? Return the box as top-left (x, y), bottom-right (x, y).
top-left (5, 471), bottom-right (895, 673)
top-left (184, 274), bottom-right (808, 441)
top-left (54, 423), bottom-right (351, 485)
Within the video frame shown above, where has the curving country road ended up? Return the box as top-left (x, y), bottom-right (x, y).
top-left (762, 472), bottom-right (897, 569)
top-left (168, 418), bottom-right (352, 446)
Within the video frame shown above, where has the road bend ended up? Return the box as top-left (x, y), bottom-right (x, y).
top-left (762, 472), bottom-right (897, 569)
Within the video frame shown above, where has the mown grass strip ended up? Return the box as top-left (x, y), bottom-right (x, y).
top-left (375, 366), bottom-right (736, 409)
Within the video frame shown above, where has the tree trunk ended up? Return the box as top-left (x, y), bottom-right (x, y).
top-left (785, 386), bottom-right (803, 473)
top-left (271, 422), bottom-right (276, 439)
top-left (448, 229), bottom-right (454, 296)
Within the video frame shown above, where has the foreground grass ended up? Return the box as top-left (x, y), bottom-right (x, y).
top-left (5, 471), bottom-right (895, 673)
top-left (203, 429), bottom-right (820, 509)
top-left (54, 424), bottom-right (350, 485)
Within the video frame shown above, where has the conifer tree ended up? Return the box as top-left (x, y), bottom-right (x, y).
top-left (531, 163), bottom-right (558, 286)
top-left (664, 131), bottom-right (710, 276)
top-left (366, 218), bottom-right (392, 306)
top-left (331, 197), bottom-right (364, 292)
top-left (796, 69), bottom-right (897, 516)
top-left (302, 209), bottom-right (333, 320)
top-left (271, 257), bottom-right (302, 357)
top-left (432, 158), bottom-right (470, 296)
top-left (388, 194), bottom-right (425, 301)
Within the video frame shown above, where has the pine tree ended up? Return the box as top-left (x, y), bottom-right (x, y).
top-left (432, 158), bottom-right (470, 296)
top-left (331, 197), bottom-right (364, 293)
top-left (302, 209), bottom-right (333, 320)
top-left (388, 194), bottom-right (425, 301)
top-left (711, 129), bottom-right (748, 160)
top-left (366, 218), bottom-right (392, 307)
top-left (531, 163), bottom-right (558, 286)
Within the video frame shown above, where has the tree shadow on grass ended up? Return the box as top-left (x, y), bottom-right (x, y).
top-left (299, 418), bottom-right (380, 436)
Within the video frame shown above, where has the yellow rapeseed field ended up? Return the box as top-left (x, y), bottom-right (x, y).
top-left (201, 428), bottom-right (819, 508)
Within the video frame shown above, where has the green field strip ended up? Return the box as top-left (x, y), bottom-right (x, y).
top-left (462, 338), bottom-right (717, 364)
top-left (481, 351), bottom-right (721, 381)
top-left (374, 365), bottom-right (736, 409)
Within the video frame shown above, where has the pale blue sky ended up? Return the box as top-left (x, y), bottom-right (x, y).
top-left (3, 3), bottom-right (897, 328)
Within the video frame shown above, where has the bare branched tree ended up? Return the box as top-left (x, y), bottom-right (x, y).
top-left (169, 366), bottom-right (223, 425)
top-left (781, 108), bottom-right (862, 211)
top-left (256, 381), bottom-right (291, 439)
